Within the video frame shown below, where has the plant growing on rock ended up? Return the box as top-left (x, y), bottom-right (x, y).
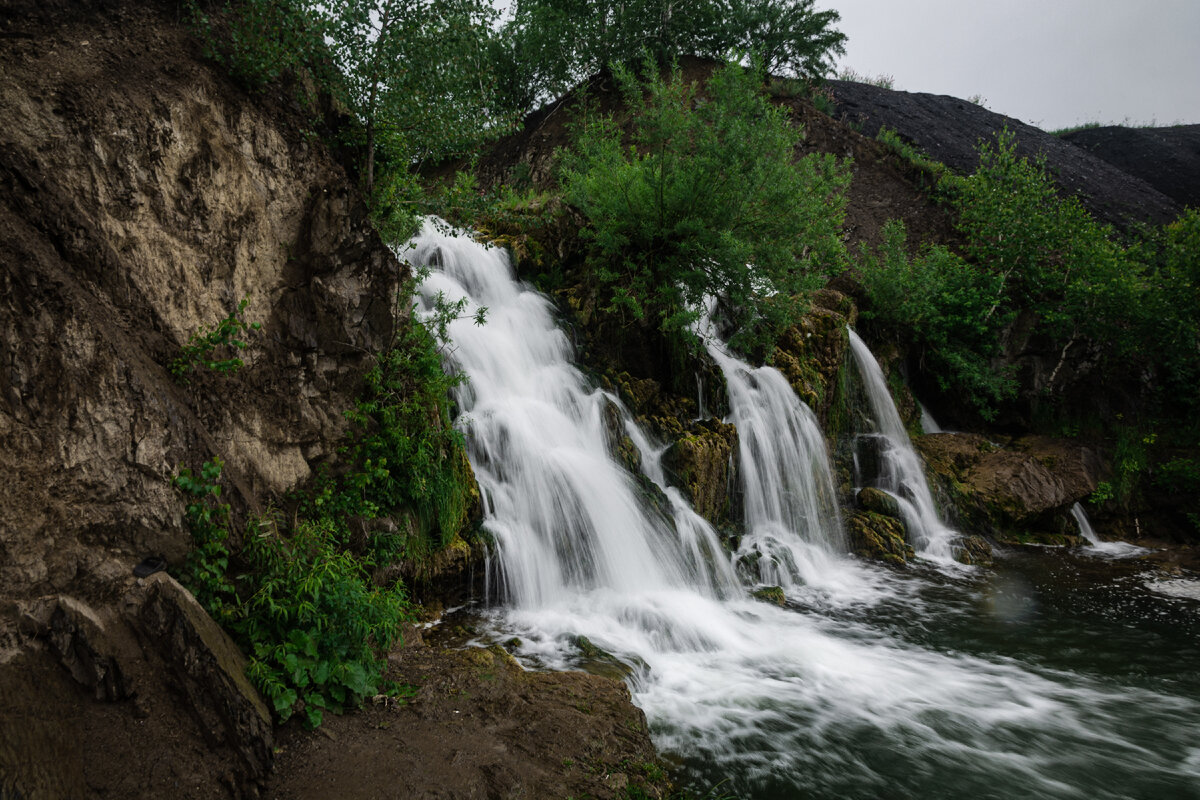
top-left (170, 297), bottom-right (261, 383)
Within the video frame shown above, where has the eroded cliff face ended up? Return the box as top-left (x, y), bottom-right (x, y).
top-left (0, 2), bottom-right (402, 794)
top-left (0, 0), bottom-right (401, 604)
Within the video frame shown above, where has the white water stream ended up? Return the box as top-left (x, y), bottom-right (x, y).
top-left (848, 329), bottom-right (960, 562)
top-left (408, 223), bottom-right (1200, 799)
top-left (1071, 502), bottom-right (1150, 559)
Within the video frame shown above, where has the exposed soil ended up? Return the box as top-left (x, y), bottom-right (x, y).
top-left (1059, 124), bottom-right (1200, 209)
top-left (827, 80), bottom-right (1184, 229)
top-left (268, 626), bottom-right (667, 800)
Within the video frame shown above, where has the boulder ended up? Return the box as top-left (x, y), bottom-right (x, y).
top-left (127, 572), bottom-right (274, 791)
top-left (662, 419), bottom-right (739, 527)
top-left (19, 595), bottom-right (133, 702)
top-left (915, 432), bottom-right (1105, 543)
top-left (752, 586), bottom-right (787, 606)
top-left (847, 512), bottom-right (914, 565)
top-left (772, 292), bottom-right (856, 424)
top-left (857, 486), bottom-right (901, 519)
top-left (954, 535), bottom-right (994, 566)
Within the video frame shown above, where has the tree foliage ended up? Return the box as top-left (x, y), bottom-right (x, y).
top-left (495, 0), bottom-right (847, 111)
top-left (561, 60), bottom-right (851, 354)
top-left (860, 129), bottom-right (1200, 423)
top-left (323, 0), bottom-right (507, 193)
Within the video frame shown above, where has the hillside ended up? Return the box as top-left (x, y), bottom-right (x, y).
top-left (827, 79), bottom-right (1184, 228)
top-left (1059, 123), bottom-right (1200, 209)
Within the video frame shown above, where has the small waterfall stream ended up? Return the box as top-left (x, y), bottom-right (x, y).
top-left (408, 224), bottom-right (1200, 800)
top-left (848, 329), bottom-right (959, 562)
top-left (1071, 502), bottom-right (1150, 559)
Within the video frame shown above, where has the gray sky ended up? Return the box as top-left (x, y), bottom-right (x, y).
top-left (823, 0), bottom-right (1200, 130)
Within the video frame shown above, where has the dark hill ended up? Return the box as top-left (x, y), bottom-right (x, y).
top-left (827, 80), bottom-right (1183, 229)
top-left (1059, 124), bottom-right (1200, 209)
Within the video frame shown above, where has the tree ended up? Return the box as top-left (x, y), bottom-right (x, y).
top-left (496, 0), bottom-right (846, 112)
top-left (322, 0), bottom-right (506, 194)
top-left (560, 60), bottom-right (851, 354)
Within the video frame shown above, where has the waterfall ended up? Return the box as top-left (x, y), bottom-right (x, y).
top-left (699, 317), bottom-right (847, 590)
top-left (409, 222), bottom-right (735, 606)
top-left (406, 223), bottom-right (1200, 800)
top-left (1070, 502), bottom-right (1149, 558)
top-left (847, 329), bottom-right (959, 562)
top-left (919, 402), bottom-right (943, 434)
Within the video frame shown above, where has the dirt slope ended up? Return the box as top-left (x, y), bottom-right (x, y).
top-left (1060, 124), bottom-right (1200, 209)
top-left (827, 79), bottom-right (1183, 228)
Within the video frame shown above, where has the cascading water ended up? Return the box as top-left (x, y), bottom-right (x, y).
top-left (1071, 502), bottom-right (1150, 558)
top-left (848, 329), bottom-right (959, 562)
top-left (698, 310), bottom-right (849, 592)
top-left (408, 222), bottom-right (1200, 800)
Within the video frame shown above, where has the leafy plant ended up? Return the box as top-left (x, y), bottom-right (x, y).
top-left (561, 59), bottom-right (851, 356)
top-left (174, 458), bottom-right (236, 616)
top-left (238, 517), bottom-right (412, 727)
top-left (170, 297), bottom-right (261, 383)
top-left (306, 306), bottom-right (477, 549)
top-left (1089, 481), bottom-right (1114, 506)
top-left (857, 220), bottom-right (1016, 419)
top-left (174, 460), bottom-right (417, 727)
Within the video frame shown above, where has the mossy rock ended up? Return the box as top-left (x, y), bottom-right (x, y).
top-left (847, 511), bottom-right (914, 565)
top-left (953, 535), bottom-right (993, 566)
top-left (752, 586), bottom-right (787, 606)
top-left (571, 635), bottom-right (636, 681)
top-left (857, 486), bottom-right (901, 519)
top-left (771, 298), bottom-right (855, 423)
top-left (661, 418), bottom-right (739, 527)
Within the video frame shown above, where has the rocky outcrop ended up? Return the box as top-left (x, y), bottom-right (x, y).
top-left (828, 79), bottom-right (1182, 229)
top-left (915, 433), bottom-right (1104, 543)
top-left (772, 289), bottom-right (856, 426)
top-left (7, 574), bottom-right (273, 798)
top-left (662, 419), bottom-right (739, 527)
top-left (847, 512), bottom-right (913, 565)
top-left (0, 1), bottom-right (404, 608)
top-left (0, 2), bottom-right (423, 795)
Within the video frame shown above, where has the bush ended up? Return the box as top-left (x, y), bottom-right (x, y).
top-left (860, 129), bottom-right (1200, 423)
top-left (857, 220), bottom-right (1016, 419)
top-left (170, 297), bottom-right (261, 383)
top-left (176, 460), bottom-right (412, 727)
top-left (239, 517), bottom-right (411, 727)
top-left (561, 60), bottom-right (851, 355)
top-left (308, 307), bottom-right (474, 549)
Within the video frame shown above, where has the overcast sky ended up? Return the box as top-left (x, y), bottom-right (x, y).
top-left (822, 0), bottom-right (1200, 130)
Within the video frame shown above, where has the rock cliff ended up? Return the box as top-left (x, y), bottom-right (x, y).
top-left (0, 1), bottom-right (402, 794)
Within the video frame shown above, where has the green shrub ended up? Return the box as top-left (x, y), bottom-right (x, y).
top-left (176, 460), bottom-right (414, 727)
top-left (170, 297), bottom-right (261, 383)
top-left (857, 219), bottom-right (1016, 419)
top-left (561, 59), bottom-right (851, 356)
top-left (173, 458), bottom-right (236, 616)
top-left (238, 516), bottom-right (411, 727)
top-left (308, 308), bottom-right (474, 550)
